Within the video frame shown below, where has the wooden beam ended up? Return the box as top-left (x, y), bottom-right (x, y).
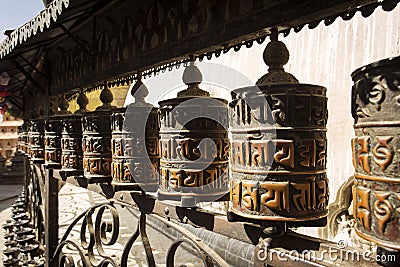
top-left (10, 58), bottom-right (46, 93)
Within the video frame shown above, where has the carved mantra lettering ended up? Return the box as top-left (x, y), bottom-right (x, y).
top-left (112, 161), bottom-right (157, 183)
top-left (83, 137), bottom-right (110, 153)
top-left (373, 192), bottom-right (393, 233)
top-left (30, 149), bottom-right (44, 159)
top-left (160, 138), bottom-right (229, 161)
top-left (45, 150), bottom-right (60, 162)
top-left (354, 184), bottom-right (399, 236)
top-left (83, 158), bottom-right (111, 175)
top-left (353, 136), bottom-right (395, 173)
top-left (160, 166), bottom-right (228, 191)
top-left (230, 177), bottom-right (328, 213)
top-left (231, 139), bottom-right (326, 168)
top-left (61, 138), bottom-right (81, 150)
top-left (373, 136), bottom-right (393, 171)
top-left (61, 154), bottom-right (82, 169)
top-left (356, 188), bottom-right (371, 231)
top-left (112, 137), bottom-right (159, 158)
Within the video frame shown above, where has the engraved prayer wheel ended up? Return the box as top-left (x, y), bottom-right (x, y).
top-left (20, 122), bottom-right (29, 154)
top-left (82, 111), bottom-right (112, 183)
top-left (111, 79), bottom-right (159, 191)
top-left (229, 31), bottom-right (329, 226)
top-left (82, 85), bottom-right (114, 183)
top-left (44, 116), bottom-right (62, 168)
top-left (158, 60), bottom-right (230, 206)
top-left (61, 115), bottom-right (83, 173)
top-left (17, 126), bottom-right (23, 151)
top-left (351, 56), bottom-right (400, 251)
top-left (28, 119), bottom-right (45, 163)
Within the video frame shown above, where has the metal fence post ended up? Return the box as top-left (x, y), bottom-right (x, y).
top-left (45, 168), bottom-right (59, 266)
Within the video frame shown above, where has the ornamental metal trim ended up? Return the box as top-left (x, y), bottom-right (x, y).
top-left (0, 0), bottom-right (70, 59)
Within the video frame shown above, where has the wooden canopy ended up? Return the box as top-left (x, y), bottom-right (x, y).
top-left (0, 0), bottom-right (398, 119)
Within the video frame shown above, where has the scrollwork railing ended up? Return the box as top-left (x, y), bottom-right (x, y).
top-left (52, 201), bottom-right (230, 267)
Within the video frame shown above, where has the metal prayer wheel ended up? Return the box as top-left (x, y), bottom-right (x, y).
top-left (17, 126), bottom-right (23, 151)
top-left (351, 56), bottom-right (400, 251)
top-left (82, 110), bottom-right (112, 183)
top-left (20, 122), bottom-right (29, 154)
top-left (111, 79), bottom-right (159, 191)
top-left (229, 32), bottom-right (329, 226)
top-left (28, 119), bottom-right (45, 163)
top-left (158, 61), bottom-right (229, 206)
top-left (61, 115), bottom-right (83, 172)
top-left (44, 116), bottom-right (62, 168)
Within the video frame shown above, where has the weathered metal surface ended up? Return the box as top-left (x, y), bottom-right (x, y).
top-left (229, 85), bottom-right (329, 222)
top-left (111, 106), bottom-right (159, 191)
top-left (351, 56), bottom-right (400, 250)
top-left (19, 122), bottom-right (30, 154)
top-left (158, 99), bottom-right (229, 204)
top-left (82, 111), bottom-right (112, 183)
top-left (61, 115), bottom-right (83, 172)
top-left (158, 62), bottom-right (229, 205)
top-left (28, 119), bottom-right (45, 163)
top-left (44, 116), bottom-right (63, 168)
top-left (229, 33), bottom-right (329, 224)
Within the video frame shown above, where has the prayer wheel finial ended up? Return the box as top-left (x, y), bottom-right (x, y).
top-left (75, 89), bottom-right (89, 114)
top-left (58, 94), bottom-right (71, 115)
top-left (257, 29), bottom-right (299, 86)
top-left (178, 55), bottom-right (210, 97)
top-left (130, 72), bottom-right (151, 106)
top-left (96, 82), bottom-right (115, 111)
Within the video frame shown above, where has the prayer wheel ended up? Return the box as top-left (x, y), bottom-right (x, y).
top-left (17, 126), bottom-right (23, 151)
top-left (111, 79), bottom-right (159, 191)
top-left (28, 119), bottom-right (45, 163)
top-left (82, 85), bottom-right (114, 183)
top-left (158, 60), bottom-right (230, 206)
top-left (44, 117), bottom-right (62, 168)
top-left (20, 122), bottom-right (29, 154)
top-left (61, 115), bottom-right (83, 173)
top-left (229, 31), bottom-right (329, 227)
top-left (351, 56), bottom-right (400, 251)
top-left (82, 111), bottom-right (112, 183)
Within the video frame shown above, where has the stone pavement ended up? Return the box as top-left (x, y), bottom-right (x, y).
top-left (1, 182), bottom-right (254, 266)
top-left (57, 183), bottom-right (204, 266)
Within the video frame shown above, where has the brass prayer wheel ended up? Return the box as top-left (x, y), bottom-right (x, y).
top-left (229, 31), bottom-right (329, 226)
top-left (351, 56), bottom-right (400, 250)
top-left (158, 60), bottom-right (229, 206)
top-left (82, 85), bottom-right (114, 183)
top-left (111, 79), bottom-right (159, 191)
top-left (17, 126), bottom-right (23, 151)
top-left (28, 119), bottom-right (45, 163)
top-left (44, 116), bottom-right (62, 168)
top-left (61, 115), bottom-right (83, 173)
top-left (20, 122), bottom-right (30, 154)
top-left (82, 111), bottom-right (112, 183)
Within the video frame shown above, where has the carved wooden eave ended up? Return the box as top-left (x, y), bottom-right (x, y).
top-left (0, 0), bottom-right (398, 119)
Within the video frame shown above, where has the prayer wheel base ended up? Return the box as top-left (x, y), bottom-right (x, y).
top-left (30, 159), bottom-right (44, 164)
top-left (85, 176), bottom-right (112, 184)
top-left (44, 163), bottom-right (62, 169)
top-left (157, 191), bottom-right (227, 207)
top-left (227, 210), bottom-right (327, 228)
top-left (112, 182), bottom-right (158, 192)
